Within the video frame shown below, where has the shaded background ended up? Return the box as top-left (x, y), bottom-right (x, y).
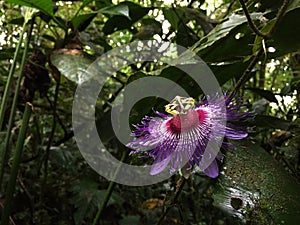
top-left (0, 0), bottom-right (299, 224)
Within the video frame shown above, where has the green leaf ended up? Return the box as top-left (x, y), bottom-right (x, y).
top-left (213, 140), bottom-right (300, 225)
top-left (119, 215), bottom-right (141, 225)
top-left (252, 19), bottom-right (275, 54)
top-left (253, 1), bottom-right (300, 57)
top-left (163, 8), bottom-right (181, 31)
top-left (71, 4), bottom-right (130, 30)
top-left (194, 12), bottom-right (265, 56)
top-left (126, 71), bottom-right (147, 84)
top-left (125, 72), bottom-right (159, 125)
top-left (128, 96), bottom-right (159, 126)
top-left (194, 12), bottom-right (267, 62)
top-left (254, 115), bottom-right (291, 130)
top-left (71, 176), bottom-right (125, 225)
top-left (41, 34), bottom-right (56, 43)
top-left (3, 0), bottom-right (53, 16)
top-left (71, 13), bottom-right (96, 30)
top-left (159, 66), bottom-right (202, 98)
top-left (176, 22), bottom-right (199, 47)
top-left (0, 48), bottom-right (16, 60)
top-left (83, 0), bottom-right (94, 6)
top-left (50, 53), bottom-right (92, 84)
top-left (8, 17), bottom-right (24, 25)
top-left (271, 7), bottom-right (300, 57)
top-left (291, 76), bottom-right (300, 84)
top-left (103, 2), bottom-right (149, 35)
top-left (245, 87), bottom-right (278, 103)
top-left (210, 61), bottom-right (249, 86)
top-left (286, 0), bottom-right (300, 13)
top-left (98, 4), bottom-right (130, 18)
top-left (247, 0), bottom-right (284, 12)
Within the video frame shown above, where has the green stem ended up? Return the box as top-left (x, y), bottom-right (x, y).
top-left (42, 80), bottom-right (60, 195)
top-left (230, 0), bottom-right (290, 97)
top-left (239, 0), bottom-right (269, 39)
top-left (92, 149), bottom-right (129, 225)
top-left (266, 0), bottom-right (290, 37)
top-left (0, 24), bottom-right (27, 130)
top-left (157, 176), bottom-right (186, 225)
top-left (0, 18), bottom-right (34, 190)
top-left (229, 46), bottom-right (264, 99)
top-left (52, 16), bottom-right (68, 31)
top-left (1, 103), bottom-right (32, 225)
top-left (92, 178), bottom-right (116, 225)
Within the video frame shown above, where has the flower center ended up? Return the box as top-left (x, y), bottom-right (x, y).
top-left (166, 109), bottom-right (207, 134)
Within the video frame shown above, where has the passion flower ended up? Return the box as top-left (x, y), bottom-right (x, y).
top-left (127, 95), bottom-right (252, 178)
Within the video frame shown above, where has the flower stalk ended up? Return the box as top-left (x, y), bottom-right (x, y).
top-left (0, 15), bottom-right (35, 190)
top-left (92, 147), bottom-right (130, 225)
top-left (1, 103), bottom-right (32, 225)
top-left (157, 176), bottom-right (187, 225)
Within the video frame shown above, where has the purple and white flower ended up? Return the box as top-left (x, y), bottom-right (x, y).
top-left (127, 95), bottom-right (252, 178)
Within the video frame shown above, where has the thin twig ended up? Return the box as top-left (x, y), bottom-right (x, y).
top-left (229, 46), bottom-right (264, 99)
top-left (239, 0), bottom-right (290, 39)
top-left (0, 202), bottom-right (16, 225)
top-left (266, 0), bottom-right (290, 36)
top-left (239, 0), bottom-right (268, 38)
top-left (223, 0), bottom-right (237, 18)
top-left (231, 0), bottom-right (290, 97)
top-left (46, 94), bottom-right (67, 135)
top-left (42, 80), bottom-right (60, 190)
top-left (157, 176), bottom-right (186, 225)
top-left (171, 4), bottom-right (200, 40)
top-left (92, 148), bottom-right (130, 225)
top-left (17, 175), bottom-right (35, 224)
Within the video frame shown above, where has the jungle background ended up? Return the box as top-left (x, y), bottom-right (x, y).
top-left (0, 0), bottom-right (300, 224)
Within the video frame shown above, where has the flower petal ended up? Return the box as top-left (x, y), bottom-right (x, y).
top-left (203, 160), bottom-right (219, 178)
top-left (225, 127), bottom-right (248, 140)
top-left (150, 155), bottom-right (172, 175)
top-left (128, 95), bottom-right (252, 178)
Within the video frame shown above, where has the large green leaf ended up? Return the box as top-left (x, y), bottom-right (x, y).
top-left (245, 87), bottom-right (278, 103)
top-left (254, 115), bottom-right (291, 130)
top-left (71, 5), bottom-right (130, 30)
top-left (194, 12), bottom-right (265, 62)
top-left (99, 4), bottom-right (130, 18)
top-left (247, 0), bottom-right (284, 12)
top-left (50, 53), bottom-right (92, 84)
top-left (213, 140), bottom-right (300, 225)
top-left (159, 66), bottom-right (202, 98)
top-left (119, 216), bottom-right (141, 225)
top-left (71, 177), bottom-right (124, 225)
top-left (209, 61), bottom-right (249, 86)
top-left (271, 7), bottom-right (300, 56)
top-left (103, 2), bottom-right (149, 35)
top-left (291, 76), bottom-right (300, 85)
top-left (71, 13), bottom-right (96, 30)
top-left (0, 48), bottom-right (16, 61)
top-left (4, 0), bottom-right (53, 16)
top-left (253, 0), bottom-right (300, 57)
top-left (163, 8), bottom-right (183, 31)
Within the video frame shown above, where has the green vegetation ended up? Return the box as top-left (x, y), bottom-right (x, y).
top-left (0, 0), bottom-right (299, 224)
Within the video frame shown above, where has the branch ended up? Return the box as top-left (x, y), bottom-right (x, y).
top-left (92, 148), bottom-right (129, 225)
top-left (266, 0), bottom-right (290, 37)
top-left (231, 0), bottom-right (290, 96)
top-left (157, 176), bottom-right (186, 225)
top-left (229, 47), bottom-right (264, 99)
top-left (239, 0), bottom-right (269, 38)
